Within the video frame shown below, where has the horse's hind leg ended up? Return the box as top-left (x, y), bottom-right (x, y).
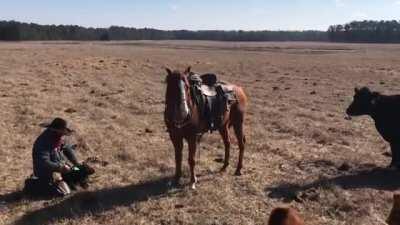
top-left (233, 116), bottom-right (245, 176)
top-left (219, 125), bottom-right (231, 172)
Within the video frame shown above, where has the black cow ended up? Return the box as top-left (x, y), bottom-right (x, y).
top-left (346, 87), bottom-right (400, 168)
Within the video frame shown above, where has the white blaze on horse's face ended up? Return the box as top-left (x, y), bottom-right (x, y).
top-left (176, 80), bottom-right (190, 122)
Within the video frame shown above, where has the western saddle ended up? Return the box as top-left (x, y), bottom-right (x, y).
top-left (188, 72), bottom-right (236, 132)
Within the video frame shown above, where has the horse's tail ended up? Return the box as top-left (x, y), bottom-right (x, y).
top-left (234, 86), bottom-right (247, 145)
top-left (235, 86), bottom-right (248, 109)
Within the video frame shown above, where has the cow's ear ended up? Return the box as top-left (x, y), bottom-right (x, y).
top-left (184, 66), bottom-right (191, 74)
top-left (371, 92), bottom-right (380, 106)
top-left (165, 67), bottom-right (172, 75)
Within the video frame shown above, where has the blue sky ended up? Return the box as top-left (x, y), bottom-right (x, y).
top-left (1, 0), bottom-right (399, 31)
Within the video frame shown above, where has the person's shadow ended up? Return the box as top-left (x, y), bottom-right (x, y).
top-left (0, 191), bottom-right (24, 205)
top-left (266, 163), bottom-right (400, 202)
top-left (13, 176), bottom-right (178, 225)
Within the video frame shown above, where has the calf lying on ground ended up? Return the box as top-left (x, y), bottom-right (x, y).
top-left (62, 163), bottom-right (95, 190)
top-left (268, 207), bottom-right (304, 225)
top-left (346, 87), bottom-right (400, 168)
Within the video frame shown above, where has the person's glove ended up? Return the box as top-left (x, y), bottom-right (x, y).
top-left (60, 164), bottom-right (71, 174)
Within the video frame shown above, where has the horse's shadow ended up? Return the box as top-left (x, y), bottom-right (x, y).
top-left (266, 165), bottom-right (400, 202)
top-left (13, 176), bottom-right (178, 225)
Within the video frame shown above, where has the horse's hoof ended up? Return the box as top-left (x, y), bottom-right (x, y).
top-left (220, 165), bottom-right (228, 173)
top-left (170, 180), bottom-right (181, 188)
top-left (189, 176), bottom-right (198, 190)
top-left (234, 170), bottom-right (242, 176)
top-left (173, 177), bottom-right (181, 186)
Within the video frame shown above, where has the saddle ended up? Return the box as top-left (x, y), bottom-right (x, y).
top-left (200, 74), bottom-right (218, 96)
top-left (189, 73), bottom-right (236, 132)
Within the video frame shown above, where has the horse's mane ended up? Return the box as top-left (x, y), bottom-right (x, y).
top-left (165, 70), bottom-right (181, 83)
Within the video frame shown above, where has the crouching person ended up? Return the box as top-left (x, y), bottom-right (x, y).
top-left (28, 118), bottom-right (94, 197)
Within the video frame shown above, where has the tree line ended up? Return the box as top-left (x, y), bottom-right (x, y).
top-left (1, 20), bottom-right (400, 42)
top-left (328, 20), bottom-right (400, 43)
top-left (0, 20), bottom-right (327, 42)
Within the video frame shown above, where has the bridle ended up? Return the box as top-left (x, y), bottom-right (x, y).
top-left (166, 74), bottom-right (193, 129)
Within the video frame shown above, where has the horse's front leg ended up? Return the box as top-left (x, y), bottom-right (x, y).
top-left (187, 136), bottom-right (198, 189)
top-left (170, 133), bottom-right (183, 185)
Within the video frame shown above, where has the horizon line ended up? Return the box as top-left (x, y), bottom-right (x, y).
top-left (1, 19), bottom-right (331, 32)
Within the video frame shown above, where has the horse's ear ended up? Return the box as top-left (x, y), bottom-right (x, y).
top-left (165, 67), bottom-right (172, 75)
top-left (184, 66), bottom-right (191, 74)
top-left (354, 87), bottom-right (359, 93)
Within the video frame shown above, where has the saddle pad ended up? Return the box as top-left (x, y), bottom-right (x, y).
top-left (220, 84), bottom-right (235, 93)
top-left (201, 85), bottom-right (217, 96)
top-left (219, 84), bottom-right (237, 102)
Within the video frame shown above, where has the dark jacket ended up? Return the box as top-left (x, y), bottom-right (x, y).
top-left (32, 129), bottom-right (78, 182)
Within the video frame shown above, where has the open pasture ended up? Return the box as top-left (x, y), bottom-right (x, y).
top-left (1, 41), bottom-right (400, 225)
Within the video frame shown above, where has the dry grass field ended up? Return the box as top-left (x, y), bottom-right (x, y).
top-left (1, 41), bottom-right (400, 225)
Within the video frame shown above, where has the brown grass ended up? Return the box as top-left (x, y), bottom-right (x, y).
top-left (1, 41), bottom-right (400, 225)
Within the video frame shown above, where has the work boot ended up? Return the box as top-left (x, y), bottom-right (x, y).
top-left (55, 181), bottom-right (71, 196)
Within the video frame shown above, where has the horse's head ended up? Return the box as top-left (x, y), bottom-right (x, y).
top-left (164, 66), bottom-right (192, 128)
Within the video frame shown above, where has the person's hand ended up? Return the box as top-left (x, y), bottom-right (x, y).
top-left (60, 164), bottom-right (71, 174)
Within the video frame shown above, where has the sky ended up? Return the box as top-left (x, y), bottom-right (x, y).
top-left (1, 0), bottom-right (400, 31)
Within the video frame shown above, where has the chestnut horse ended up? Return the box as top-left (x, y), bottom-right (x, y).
top-left (164, 67), bottom-right (247, 189)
